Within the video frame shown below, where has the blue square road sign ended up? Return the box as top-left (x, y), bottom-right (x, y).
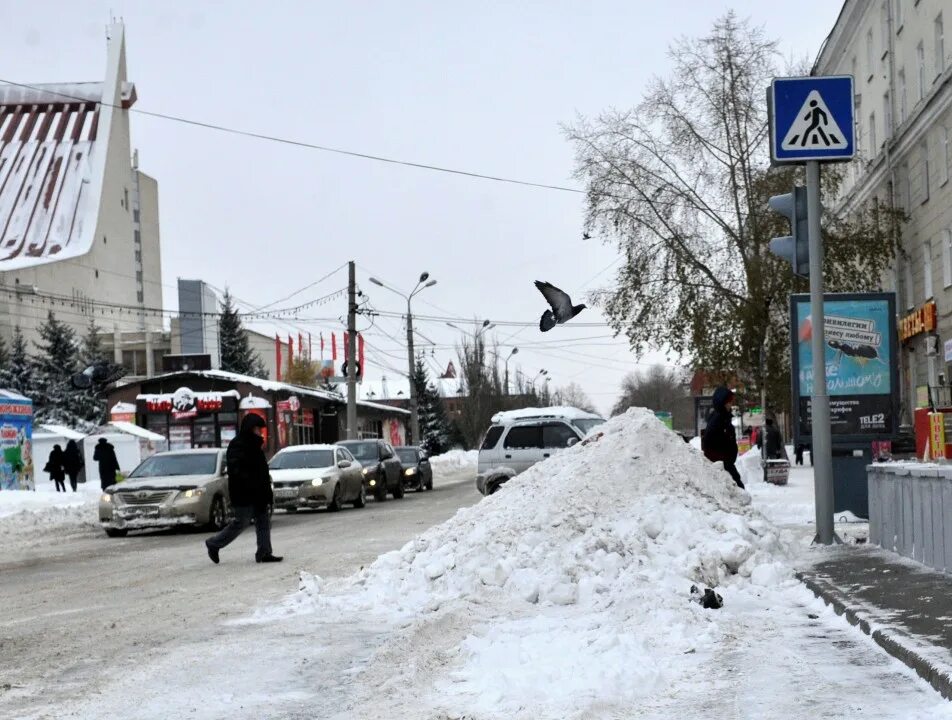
top-left (771, 76), bottom-right (854, 163)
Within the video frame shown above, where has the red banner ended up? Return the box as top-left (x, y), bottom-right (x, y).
top-left (275, 334), bottom-right (282, 382)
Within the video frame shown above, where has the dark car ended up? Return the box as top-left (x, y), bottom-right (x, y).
top-left (335, 439), bottom-right (404, 501)
top-left (395, 446), bottom-right (433, 492)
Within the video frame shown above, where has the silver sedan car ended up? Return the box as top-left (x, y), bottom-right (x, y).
top-left (98, 449), bottom-right (229, 537)
top-left (269, 445), bottom-right (365, 512)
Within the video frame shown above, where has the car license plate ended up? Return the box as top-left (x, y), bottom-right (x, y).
top-left (275, 488), bottom-right (297, 499)
top-left (122, 508), bottom-right (158, 519)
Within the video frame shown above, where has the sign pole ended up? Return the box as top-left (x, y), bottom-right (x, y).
top-left (806, 160), bottom-right (836, 544)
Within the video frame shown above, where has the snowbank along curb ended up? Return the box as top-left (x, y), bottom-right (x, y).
top-left (797, 570), bottom-right (952, 700)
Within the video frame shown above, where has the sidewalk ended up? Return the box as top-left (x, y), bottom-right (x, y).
top-left (798, 543), bottom-right (952, 700)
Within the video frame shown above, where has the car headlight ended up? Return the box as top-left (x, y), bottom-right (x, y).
top-left (404, 468), bottom-right (417, 476)
top-left (101, 493), bottom-right (112, 503)
top-left (181, 488), bottom-right (204, 499)
top-left (369, 478), bottom-right (376, 486)
top-left (362, 467), bottom-right (369, 475)
top-left (310, 478), bottom-right (324, 487)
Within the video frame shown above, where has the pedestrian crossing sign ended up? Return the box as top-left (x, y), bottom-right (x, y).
top-left (771, 76), bottom-right (854, 163)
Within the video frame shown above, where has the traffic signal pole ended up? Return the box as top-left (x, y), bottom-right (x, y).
top-left (806, 161), bottom-right (836, 545)
top-left (347, 261), bottom-right (358, 440)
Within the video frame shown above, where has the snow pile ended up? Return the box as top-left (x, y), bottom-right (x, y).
top-left (0, 482), bottom-right (100, 519)
top-left (427, 449), bottom-right (477, 477)
top-left (263, 409), bottom-right (791, 716)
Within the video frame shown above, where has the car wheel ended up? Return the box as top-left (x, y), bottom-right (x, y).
top-left (328, 483), bottom-right (343, 512)
top-left (105, 528), bottom-right (128, 538)
top-left (207, 495), bottom-right (227, 531)
top-left (353, 484), bottom-right (366, 508)
top-left (392, 477), bottom-right (405, 499)
top-left (285, 506), bottom-right (297, 513)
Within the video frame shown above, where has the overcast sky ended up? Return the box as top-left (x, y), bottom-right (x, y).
top-left (4, 1), bottom-right (844, 415)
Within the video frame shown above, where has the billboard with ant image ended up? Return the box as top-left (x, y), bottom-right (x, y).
top-left (790, 293), bottom-right (899, 441)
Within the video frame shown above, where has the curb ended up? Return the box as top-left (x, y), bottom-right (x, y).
top-left (796, 571), bottom-right (952, 700)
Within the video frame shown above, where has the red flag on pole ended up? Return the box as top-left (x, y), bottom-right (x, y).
top-left (358, 334), bottom-right (365, 378)
top-left (288, 335), bottom-right (294, 375)
top-left (298, 333), bottom-right (304, 360)
top-left (275, 334), bottom-right (282, 382)
top-left (332, 333), bottom-right (337, 361)
top-left (344, 331), bottom-right (349, 359)
top-left (320, 332), bottom-right (325, 359)
top-left (308, 333), bottom-right (313, 360)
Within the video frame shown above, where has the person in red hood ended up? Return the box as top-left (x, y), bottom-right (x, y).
top-left (701, 386), bottom-right (744, 489)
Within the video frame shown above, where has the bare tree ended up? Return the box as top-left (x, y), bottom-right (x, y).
top-left (567, 12), bottom-right (902, 414)
top-left (551, 382), bottom-right (597, 413)
top-left (454, 334), bottom-right (506, 449)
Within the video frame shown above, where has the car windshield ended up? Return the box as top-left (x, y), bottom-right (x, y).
top-left (340, 442), bottom-right (377, 461)
top-left (129, 453), bottom-right (218, 478)
top-left (395, 448), bottom-right (418, 464)
top-left (572, 418), bottom-right (605, 435)
top-left (270, 450), bottom-right (335, 470)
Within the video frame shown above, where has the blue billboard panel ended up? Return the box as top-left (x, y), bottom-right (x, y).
top-left (791, 293), bottom-right (898, 440)
top-left (0, 391), bottom-right (33, 491)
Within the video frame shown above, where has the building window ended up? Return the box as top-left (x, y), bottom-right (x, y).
top-left (124, 188), bottom-right (129, 210)
top-left (921, 140), bottom-right (930, 203)
top-left (134, 249), bottom-right (142, 262)
top-left (905, 261), bottom-right (915, 309)
top-left (869, 112), bottom-right (877, 154)
top-left (94, 269), bottom-right (99, 279)
top-left (898, 68), bottom-right (907, 123)
top-left (137, 290), bottom-right (144, 303)
top-left (135, 270), bottom-right (143, 283)
top-left (134, 229), bottom-right (141, 245)
top-left (867, 29), bottom-right (875, 80)
top-left (918, 41), bottom-right (926, 100)
top-left (937, 14), bottom-right (946, 77)
top-left (883, 91), bottom-right (892, 138)
top-left (881, 2), bottom-right (890, 53)
top-left (895, 0), bottom-right (904, 31)
top-left (133, 209), bottom-right (140, 223)
top-left (942, 228), bottom-right (952, 288)
top-left (924, 240), bottom-right (934, 299)
top-left (103, 235), bottom-right (107, 245)
top-left (942, 126), bottom-right (951, 186)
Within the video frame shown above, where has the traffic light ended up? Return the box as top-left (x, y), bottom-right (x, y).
top-left (768, 185), bottom-right (809, 277)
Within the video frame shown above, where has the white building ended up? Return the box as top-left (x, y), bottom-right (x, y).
top-left (0, 22), bottom-right (162, 348)
top-left (814, 0), bottom-right (952, 421)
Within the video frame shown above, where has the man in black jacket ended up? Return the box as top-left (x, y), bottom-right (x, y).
top-left (701, 386), bottom-right (744, 489)
top-left (205, 414), bottom-right (282, 564)
top-left (93, 438), bottom-right (120, 491)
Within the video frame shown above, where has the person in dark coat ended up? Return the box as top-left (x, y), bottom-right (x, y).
top-left (205, 413), bottom-right (282, 564)
top-left (63, 440), bottom-right (83, 492)
top-left (701, 386), bottom-right (744, 489)
top-left (756, 418), bottom-right (785, 460)
top-left (794, 443), bottom-right (804, 466)
top-left (93, 438), bottom-right (120, 491)
top-left (45, 445), bottom-right (66, 492)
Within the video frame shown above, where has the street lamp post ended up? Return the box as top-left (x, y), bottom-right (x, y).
top-left (369, 272), bottom-right (437, 445)
top-left (503, 348), bottom-right (518, 395)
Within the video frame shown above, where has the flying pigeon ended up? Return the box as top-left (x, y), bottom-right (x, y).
top-left (535, 280), bottom-right (586, 332)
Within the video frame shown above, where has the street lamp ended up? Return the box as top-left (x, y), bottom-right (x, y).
top-left (503, 347), bottom-right (519, 395)
top-left (446, 319), bottom-right (495, 337)
top-left (369, 272), bottom-right (437, 444)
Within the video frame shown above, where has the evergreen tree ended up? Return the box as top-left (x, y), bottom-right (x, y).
top-left (219, 289), bottom-right (267, 378)
top-left (0, 333), bottom-right (9, 374)
top-left (32, 311), bottom-right (80, 425)
top-left (0, 327), bottom-right (34, 396)
top-left (412, 355), bottom-right (452, 455)
top-left (80, 318), bottom-right (107, 366)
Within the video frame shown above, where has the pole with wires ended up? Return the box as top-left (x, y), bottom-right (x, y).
top-left (347, 261), bottom-right (358, 440)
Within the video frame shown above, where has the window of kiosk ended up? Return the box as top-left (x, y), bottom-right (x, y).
top-left (147, 415), bottom-right (169, 441)
top-left (168, 424), bottom-right (192, 451)
top-left (218, 412), bottom-right (238, 447)
top-left (194, 416), bottom-right (216, 448)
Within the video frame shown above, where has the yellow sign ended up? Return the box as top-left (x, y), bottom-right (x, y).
top-left (930, 412), bottom-right (947, 460)
top-left (899, 301), bottom-right (937, 342)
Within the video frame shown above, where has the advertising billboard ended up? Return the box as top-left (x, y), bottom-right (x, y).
top-left (790, 292), bottom-right (899, 442)
top-left (0, 392), bottom-right (33, 491)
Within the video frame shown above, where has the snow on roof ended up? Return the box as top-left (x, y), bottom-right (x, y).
top-left (360, 376), bottom-right (463, 402)
top-left (0, 389), bottom-right (31, 402)
top-left (110, 402), bottom-right (136, 413)
top-left (107, 421), bottom-right (166, 442)
top-left (144, 370), bottom-right (409, 416)
top-left (34, 424), bottom-right (85, 440)
top-left (490, 406), bottom-right (604, 424)
top-left (239, 394), bottom-right (272, 410)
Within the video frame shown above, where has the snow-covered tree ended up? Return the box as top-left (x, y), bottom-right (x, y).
top-left (80, 318), bottom-right (107, 367)
top-left (0, 327), bottom-right (33, 396)
top-left (32, 312), bottom-right (82, 425)
top-left (412, 355), bottom-right (452, 455)
top-left (219, 289), bottom-right (267, 378)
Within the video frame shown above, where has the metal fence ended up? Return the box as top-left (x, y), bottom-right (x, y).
top-left (868, 463), bottom-right (952, 573)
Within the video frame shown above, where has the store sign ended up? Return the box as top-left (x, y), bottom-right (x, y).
top-left (930, 412), bottom-right (947, 460)
top-left (899, 301), bottom-right (937, 342)
top-left (143, 387), bottom-right (226, 418)
top-left (791, 293), bottom-right (899, 441)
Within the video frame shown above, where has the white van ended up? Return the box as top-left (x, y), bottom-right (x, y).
top-left (475, 407), bottom-right (605, 495)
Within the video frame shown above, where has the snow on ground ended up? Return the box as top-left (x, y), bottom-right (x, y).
top-left (427, 449), bottom-right (477, 485)
top-left (50, 414), bottom-right (952, 719)
top-left (0, 481), bottom-right (100, 548)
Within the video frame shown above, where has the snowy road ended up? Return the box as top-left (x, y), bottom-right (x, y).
top-left (0, 468), bottom-right (478, 720)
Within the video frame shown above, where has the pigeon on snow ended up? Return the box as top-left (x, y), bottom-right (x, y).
top-left (535, 280), bottom-right (586, 332)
